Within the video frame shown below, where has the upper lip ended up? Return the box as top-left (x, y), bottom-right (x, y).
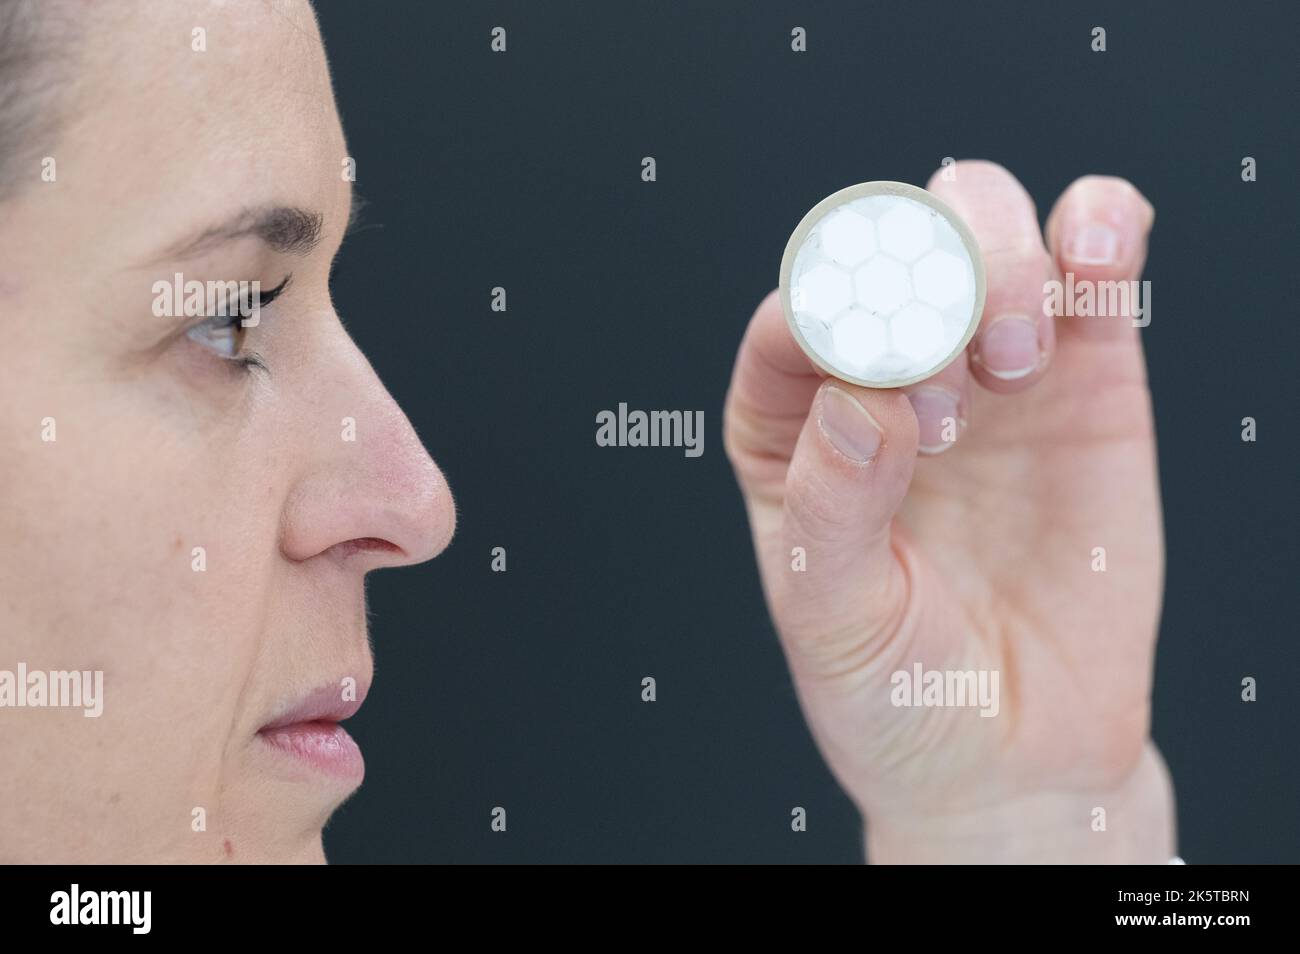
top-left (259, 680), bottom-right (370, 732)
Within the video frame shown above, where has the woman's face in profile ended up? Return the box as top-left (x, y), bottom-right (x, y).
top-left (0, 0), bottom-right (454, 862)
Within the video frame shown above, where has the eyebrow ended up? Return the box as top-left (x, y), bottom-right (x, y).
top-left (157, 205), bottom-right (326, 262)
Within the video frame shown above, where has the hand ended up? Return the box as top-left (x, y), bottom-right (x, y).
top-left (724, 161), bottom-right (1175, 863)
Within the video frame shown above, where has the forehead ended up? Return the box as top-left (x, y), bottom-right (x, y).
top-left (52, 0), bottom-right (345, 262)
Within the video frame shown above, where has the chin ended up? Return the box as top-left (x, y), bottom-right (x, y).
top-left (287, 837), bottom-right (329, 865)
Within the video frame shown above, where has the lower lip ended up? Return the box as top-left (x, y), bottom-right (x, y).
top-left (258, 721), bottom-right (364, 781)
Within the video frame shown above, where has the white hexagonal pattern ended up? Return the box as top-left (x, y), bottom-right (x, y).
top-left (795, 263), bottom-right (852, 319)
top-left (877, 202), bottom-right (936, 262)
top-left (831, 310), bottom-right (889, 368)
top-left (912, 250), bottom-right (969, 309)
top-left (819, 210), bottom-right (876, 266)
top-left (854, 256), bottom-right (911, 315)
top-left (785, 188), bottom-right (981, 386)
top-left (890, 302), bottom-right (946, 360)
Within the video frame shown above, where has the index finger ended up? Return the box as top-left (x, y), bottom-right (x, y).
top-left (723, 290), bottom-right (825, 503)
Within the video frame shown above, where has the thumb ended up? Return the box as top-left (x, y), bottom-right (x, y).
top-left (777, 380), bottom-right (918, 676)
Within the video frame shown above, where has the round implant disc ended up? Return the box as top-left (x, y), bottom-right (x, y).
top-left (779, 181), bottom-right (986, 389)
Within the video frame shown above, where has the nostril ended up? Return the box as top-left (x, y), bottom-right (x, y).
top-left (334, 537), bottom-right (404, 559)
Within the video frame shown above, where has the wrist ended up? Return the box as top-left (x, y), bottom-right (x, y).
top-left (864, 743), bottom-right (1176, 864)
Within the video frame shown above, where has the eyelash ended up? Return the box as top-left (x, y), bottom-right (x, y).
top-left (185, 275), bottom-right (290, 373)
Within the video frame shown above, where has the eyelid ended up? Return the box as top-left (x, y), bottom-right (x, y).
top-left (255, 273), bottom-right (292, 307)
top-left (226, 273), bottom-right (291, 321)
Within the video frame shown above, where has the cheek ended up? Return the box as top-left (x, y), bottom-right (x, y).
top-left (0, 377), bottom-right (284, 856)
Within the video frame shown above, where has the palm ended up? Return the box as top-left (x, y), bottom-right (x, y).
top-left (876, 336), bottom-right (1160, 810)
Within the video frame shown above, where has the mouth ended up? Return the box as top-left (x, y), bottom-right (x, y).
top-left (257, 682), bottom-right (368, 781)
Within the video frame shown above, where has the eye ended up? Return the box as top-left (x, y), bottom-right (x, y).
top-left (183, 275), bottom-right (290, 367)
top-left (185, 312), bottom-right (247, 359)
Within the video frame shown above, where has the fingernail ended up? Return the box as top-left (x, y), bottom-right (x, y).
top-left (819, 386), bottom-right (883, 463)
top-left (907, 385), bottom-right (964, 455)
top-left (1065, 223), bottom-right (1120, 266)
top-left (976, 314), bottom-right (1042, 380)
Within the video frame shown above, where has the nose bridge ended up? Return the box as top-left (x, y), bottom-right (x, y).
top-left (279, 324), bottom-right (455, 567)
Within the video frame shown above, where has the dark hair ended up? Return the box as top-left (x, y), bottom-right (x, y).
top-left (0, 0), bottom-right (69, 200)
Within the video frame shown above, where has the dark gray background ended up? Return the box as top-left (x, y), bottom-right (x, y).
top-left (314, 0), bottom-right (1298, 863)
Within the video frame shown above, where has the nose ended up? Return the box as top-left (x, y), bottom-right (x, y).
top-left (279, 333), bottom-right (455, 571)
